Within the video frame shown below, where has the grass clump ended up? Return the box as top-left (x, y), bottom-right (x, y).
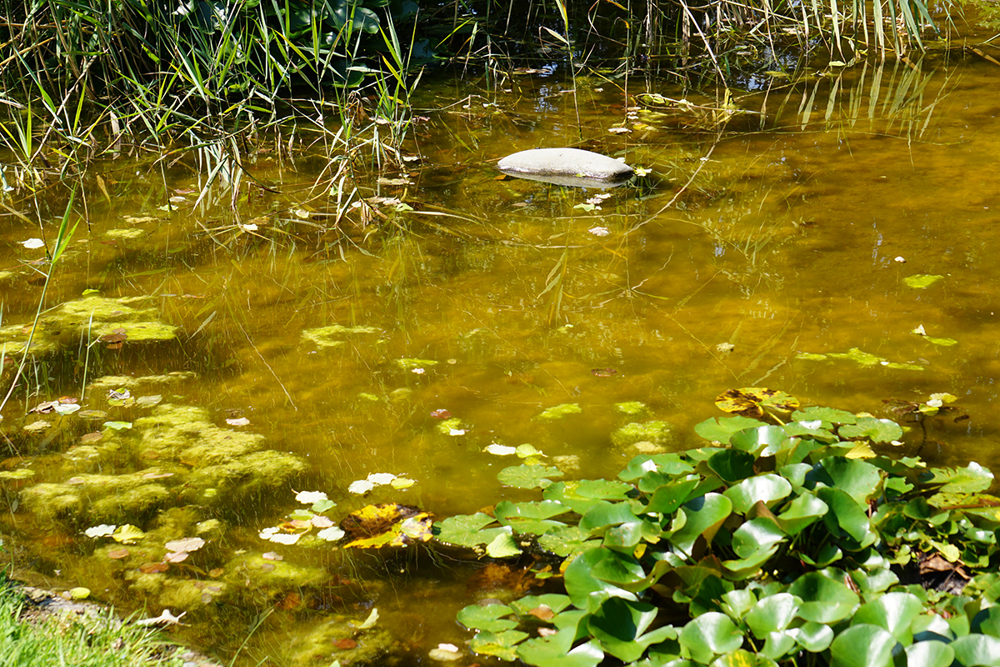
top-left (0, 570), bottom-right (186, 667)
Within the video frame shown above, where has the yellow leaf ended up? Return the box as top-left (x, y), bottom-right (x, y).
top-left (845, 442), bottom-right (876, 459)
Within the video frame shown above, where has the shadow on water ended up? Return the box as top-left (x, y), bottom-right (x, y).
top-left (1, 46), bottom-right (999, 665)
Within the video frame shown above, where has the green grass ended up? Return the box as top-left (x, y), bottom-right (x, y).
top-left (0, 571), bottom-right (186, 667)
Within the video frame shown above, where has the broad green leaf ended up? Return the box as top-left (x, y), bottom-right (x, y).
top-left (778, 492), bottom-right (829, 535)
top-left (810, 457), bottom-right (883, 503)
top-left (730, 425), bottom-right (788, 455)
top-left (949, 634), bottom-right (1000, 666)
top-left (538, 525), bottom-right (600, 557)
top-left (457, 603), bottom-right (517, 631)
top-left (434, 513), bottom-right (508, 547)
top-left (920, 463), bottom-right (994, 494)
top-left (510, 594), bottom-right (573, 618)
top-left (853, 592), bottom-right (923, 643)
top-left (678, 612), bottom-right (744, 663)
top-left (792, 407), bottom-right (858, 425)
top-left (817, 487), bottom-right (873, 545)
top-left (720, 589), bottom-right (756, 621)
top-left (789, 622), bottom-right (834, 652)
top-left (761, 631), bottom-right (796, 661)
top-left (706, 449), bottom-right (756, 483)
top-left (724, 475), bottom-right (792, 514)
top-left (973, 607), bottom-right (1000, 638)
top-left (829, 624), bottom-right (895, 667)
top-left (497, 464), bottom-right (564, 489)
top-left (904, 641), bottom-right (955, 667)
top-left (518, 634), bottom-right (604, 667)
top-left (470, 629), bottom-right (530, 660)
top-left (838, 417), bottom-right (903, 444)
top-left (619, 454), bottom-right (694, 482)
top-left (787, 571), bottom-right (859, 624)
top-left (671, 494), bottom-right (733, 558)
top-left (486, 532), bottom-right (522, 558)
top-left (580, 501), bottom-right (640, 533)
top-left (732, 518), bottom-right (786, 559)
top-left (711, 649), bottom-right (773, 667)
top-left (746, 593), bottom-right (801, 636)
top-left (645, 477), bottom-right (701, 515)
top-left (544, 479), bottom-right (633, 506)
top-left (694, 416), bottom-right (767, 444)
top-left (589, 598), bottom-right (660, 662)
top-left (564, 548), bottom-right (639, 609)
top-left (495, 500), bottom-right (570, 535)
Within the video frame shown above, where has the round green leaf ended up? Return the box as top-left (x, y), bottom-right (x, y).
top-left (707, 449), bottom-right (756, 483)
top-left (778, 492), bottom-right (829, 536)
top-left (732, 518), bottom-right (786, 559)
top-left (853, 592), bottom-right (923, 643)
top-left (838, 417), bottom-right (903, 444)
top-left (792, 407), bottom-right (858, 425)
top-left (730, 425), bottom-right (788, 455)
top-left (580, 501), bottom-right (640, 533)
top-left (724, 474), bottom-right (793, 514)
top-left (589, 598), bottom-right (659, 662)
top-left (457, 603), bottom-right (516, 632)
top-left (973, 607), bottom-right (1000, 639)
top-left (679, 612), bottom-right (744, 663)
top-left (816, 487), bottom-right (873, 545)
top-left (811, 457), bottom-right (883, 503)
top-left (434, 513), bottom-right (506, 547)
top-left (646, 477), bottom-right (701, 515)
top-left (695, 416), bottom-right (767, 444)
top-left (790, 622), bottom-right (834, 652)
top-left (671, 494), bottom-right (733, 558)
top-left (830, 624), bottom-right (896, 667)
top-left (497, 464), bottom-right (563, 489)
top-left (746, 593), bottom-right (801, 636)
top-left (563, 548), bottom-right (639, 609)
top-left (951, 634), bottom-right (1000, 666)
top-left (904, 641), bottom-right (955, 667)
top-left (518, 634), bottom-right (604, 667)
top-left (762, 631), bottom-right (797, 660)
top-left (787, 571), bottom-right (859, 624)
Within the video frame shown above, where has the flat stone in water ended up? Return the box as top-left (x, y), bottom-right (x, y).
top-left (498, 148), bottom-right (634, 187)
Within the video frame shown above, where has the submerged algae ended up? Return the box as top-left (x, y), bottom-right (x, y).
top-left (611, 421), bottom-right (675, 448)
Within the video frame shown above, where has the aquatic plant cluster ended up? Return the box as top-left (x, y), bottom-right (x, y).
top-left (439, 392), bottom-right (1000, 667)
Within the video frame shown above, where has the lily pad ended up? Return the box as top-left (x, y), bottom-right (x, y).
top-left (904, 274), bottom-right (944, 289)
top-left (714, 388), bottom-right (799, 419)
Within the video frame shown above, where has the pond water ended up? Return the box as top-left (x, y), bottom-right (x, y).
top-left (1, 40), bottom-right (999, 666)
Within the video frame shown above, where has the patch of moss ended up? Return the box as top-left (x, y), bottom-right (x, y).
top-left (20, 483), bottom-right (84, 523)
top-left (302, 324), bottom-right (380, 349)
top-left (103, 228), bottom-right (146, 240)
top-left (279, 616), bottom-right (404, 667)
top-left (186, 451), bottom-right (308, 501)
top-left (614, 401), bottom-right (649, 417)
top-left (224, 553), bottom-right (329, 591)
top-left (93, 321), bottom-right (177, 342)
top-left (611, 421), bottom-right (674, 448)
top-left (89, 483), bottom-right (172, 523)
top-left (537, 403), bottom-right (583, 420)
top-left (0, 469), bottom-right (34, 480)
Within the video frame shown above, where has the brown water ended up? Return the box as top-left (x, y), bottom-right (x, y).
top-left (1, 46), bottom-right (999, 665)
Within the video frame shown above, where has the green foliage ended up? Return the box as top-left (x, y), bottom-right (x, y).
top-left (446, 389), bottom-right (1000, 666)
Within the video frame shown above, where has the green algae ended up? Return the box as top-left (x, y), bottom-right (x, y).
top-left (281, 618), bottom-right (404, 667)
top-left (302, 324), bottom-right (380, 349)
top-left (103, 228), bottom-right (146, 240)
top-left (611, 421), bottom-right (675, 448)
top-left (185, 450), bottom-right (308, 502)
top-left (614, 401), bottom-right (649, 417)
top-left (395, 358), bottom-right (438, 370)
top-left (0, 469), bottom-right (34, 480)
top-left (537, 403), bottom-right (583, 420)
top-left (224, 552), bottom-right (329, 591)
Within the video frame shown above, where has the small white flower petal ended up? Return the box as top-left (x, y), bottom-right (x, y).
top-left (268, 533), bottom-right (300, 545)
top-left (485, 444), bottom-right (517, 456)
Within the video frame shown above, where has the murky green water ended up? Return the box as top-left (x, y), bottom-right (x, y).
top-left (1, 43), bottom-right (999, 665)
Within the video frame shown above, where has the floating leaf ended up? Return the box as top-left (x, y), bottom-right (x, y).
top-left (103, 421), bottom-right (132, 431)
top-left (486, 533), bottom-right (523, 558)
top-left (434, 513), bottom-right (510, 548)
top-left (340, 504), bottom-right (433, 549)
top-left (715, 388), bottom-right (799, 419)
top-left (838, 417), bottom-right (903, 443)
top-left (695, 416), bottom-right (768, 444)
top-left (68, 587), bottom-right (91, 600)
top-left (497, 464), bottom-right (564, 489)
top-left (486, 444), bottom-right (517, 456)
top-left (457, 603), bottom-right (517, 632)
top-left (164, 537), bottom-right (205, 553)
